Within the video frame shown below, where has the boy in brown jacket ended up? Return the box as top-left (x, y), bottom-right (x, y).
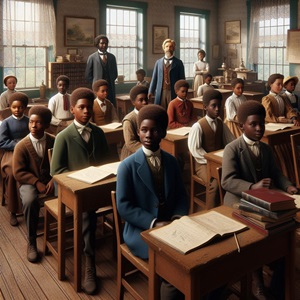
top-left (13, 106), bottom-right (55, 263)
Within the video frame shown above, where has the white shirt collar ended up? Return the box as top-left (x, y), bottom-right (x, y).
top-left (12, 114), bottom-right (25, 120)
top-left (243, 133), bottom-right (259, 146)
top-left (142, 146), bottom-right (161, 157)
top-left (29, 133), bottom-right (46, 143)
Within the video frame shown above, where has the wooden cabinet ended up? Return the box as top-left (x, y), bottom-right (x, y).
top-left (48, 62), bottom-right (91, 92)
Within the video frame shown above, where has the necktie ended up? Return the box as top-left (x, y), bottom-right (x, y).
top-left (251, 142), bottom-right (260, 157)
top-left (149, 154), bottom-right (161, 170)
top-left (102, 54), bottom-right (107, 64)
top-left (165, 59), bottom-right (170, 68)
top-left (76, 125), bottom-right (92, 143)
top-left (100, 102), bottom-right (106, 107)
top-left (34, 141), bottom-right (44, 158)
top-left (63, 94), bottom-right (69, 111)
top-left (211, 120), bottom-right (217, 132)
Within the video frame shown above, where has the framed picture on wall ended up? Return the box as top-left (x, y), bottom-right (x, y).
top-left (64, 16), bottom-right (96, 47)
top-left (287, 29), bottom-right (300, 63)
top-left (225, 20), bottom-right (241, 44)
top-left (153, 25), bottom-right (169, 54)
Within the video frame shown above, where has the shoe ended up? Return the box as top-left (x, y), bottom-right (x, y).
top-left (83, 256), bottom-right (97, 295)
top-left (10, 213), bottom-right (18, 226)
top-left (27, 241), bottom-right (39, 263)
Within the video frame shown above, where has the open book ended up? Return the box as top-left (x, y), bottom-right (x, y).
top-left (149, 211), bottom-right (247, 254)
top-left (167, 126), bottom-right (191, 136)
top-left (100, 122), bottom-right (122, 130)
top-left (67, 161), bottom-right (120, 184)
top-left (265, 123), bottom-right (293, 131)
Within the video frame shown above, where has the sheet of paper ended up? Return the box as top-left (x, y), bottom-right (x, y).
top-left (167, 127), bottom-right (191, 136)
top-left (100, 122), bottom-right (122, 130)
top-left (265, 123), bottom-right (293, 131)
top-left (214, 150), bottom-right (224, 157)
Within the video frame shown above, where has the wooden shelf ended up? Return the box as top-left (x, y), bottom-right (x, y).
top-left (48, 62), bottom-right (91, 93)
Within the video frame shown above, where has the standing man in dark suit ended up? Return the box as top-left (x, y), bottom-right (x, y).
top-left (148, 39), bottom-right (185, 109)
top-left (85, 35), bottom-right (118, 106)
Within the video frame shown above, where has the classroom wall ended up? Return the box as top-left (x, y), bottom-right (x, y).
top-left (55, 0), bottom-right (220, 77)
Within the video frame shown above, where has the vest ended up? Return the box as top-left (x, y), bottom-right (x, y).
top-left (199, 118), bottom-right (223, 152)
top-left (163, 63), bottom-right (171, 90)
top-left (247, 146), bottom-right (263, 181)
top-left (93, 100), bottom-right (112, 125)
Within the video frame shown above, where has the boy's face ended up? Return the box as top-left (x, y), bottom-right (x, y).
top-left (6, 78), bottom-right (17, 91)
top-left (133, 93), bottom-right (148, 111)
top-left (233, 83), bottom-right (244, 96)
top-left (270, 78), bottom-right (283, 94)
top-left (70, 98), bottom-right (93, 125)
top-left (29, 114), bottom-right (48, 139)
top-left (205, 77), bottom-right (212, 85)
top-left (204, 99), bottom-right (221, 119)
top-left (10, 100), bottom-right (26, 118)
top-left (57, 80), bottom-right (69, 94)
top-left (285, 80), bottom-right (296, 93)
top-left (240, 114), bottom-right (265, 141)
top-left (96, 85), bottom-right (109, 101)
top-left (98, 38), bottom-right (108, 53)
top-left (176, 86), bottom-right (188, 99)
top-left (138, 119), bottom-right (166, 152)
top-left (136, 73), bottom-right (144, 82)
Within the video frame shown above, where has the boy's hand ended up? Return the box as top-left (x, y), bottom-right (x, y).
top-left (35, 181), bottom-right (46, 194)
top-left (45, 179), bottom-right (55, 195)
top-left (293, 118), bottom-right (300, 126)
top-left (286, 185), bottom-right (298, 195)
top-left (251, 178), bottom-right (272, 189)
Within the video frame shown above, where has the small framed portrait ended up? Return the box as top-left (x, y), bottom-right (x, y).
top-left (225, 20), bottom-right (241, 44)
top-left (153, 25), bottom-right (169, 54)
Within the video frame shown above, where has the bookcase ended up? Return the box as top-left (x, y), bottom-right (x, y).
top-left (48, 62), bottom-right (91, 92)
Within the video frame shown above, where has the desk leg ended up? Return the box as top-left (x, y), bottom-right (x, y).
top-left (58, 188), bottom-right (66, 280)
top-left (148, 249), bottom-right (160, 300)
top-left (74, 201), bottom-right (83, 292)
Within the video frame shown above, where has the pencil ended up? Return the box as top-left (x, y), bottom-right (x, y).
top-left (234, 233), bottom-right (240, 253)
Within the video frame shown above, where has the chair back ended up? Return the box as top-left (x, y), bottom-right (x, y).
top-left (111, 191), bottom-right (124, 246)
top-left (267, 129), bottom-right (295, 183)
top-left (291, 132), bottom-right (300, 188)
top-left (216, 167), bottom-right (225, 205)
top-left (48, 148), bottom-right (53, 164)
top-left (0, 107), bottom-right (12, 121)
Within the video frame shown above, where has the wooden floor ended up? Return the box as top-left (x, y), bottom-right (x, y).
top-left (1, 171), bottom-right (300, 299)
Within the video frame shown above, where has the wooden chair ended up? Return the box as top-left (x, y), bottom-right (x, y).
top-left (291, 132), bottom-right (300, 188)
top-left (267, 129), bottom-right (296, 184)
top-left (216, 167), bottom-right (225, 205)
top-left (111, 191), bottom-right (149, 300)
top-left (189, 152), bottom-right (207, 213)
top-left (44, 149), bottom-right (114, 256)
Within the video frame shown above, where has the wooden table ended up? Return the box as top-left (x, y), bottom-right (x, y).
top-left (160, 133), bottom-right (189, 159)
top-left (243, 91), bottom-right (264, 102)
top-left (261, 126), bottom-right (300, 144)
top-left (100, 125), bottom-right (124, 145)
top-left (115, 94), bottom-right (132, 121)
top-left (141, 205), bottom-right (296, 300)
top-left (53, 172), bottom-right (116, 292)
top-left (204, 149), bottom-right (223, 180)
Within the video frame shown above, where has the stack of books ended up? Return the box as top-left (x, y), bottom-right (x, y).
top-left (232, 188), bottom-right (297, 235)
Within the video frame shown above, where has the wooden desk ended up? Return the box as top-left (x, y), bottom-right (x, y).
top-left (115, 94), bottom-right (132, 121)
top-left (53, 172), bottom-right (116, 292)
top-left (204, 150), bottom-right (223, 180)
top-left (100, 126), bottom-right (124, 145)
top-left (261, 126), bottom-right (300, 144)
top-left (160, 133), bottom-right (188, 159)
top-left (243, 91), bottom-right (264, 102)
top-left (236, 71), bottom-right (258, 82)
top-left (141, 205), bottom-right (296, 300)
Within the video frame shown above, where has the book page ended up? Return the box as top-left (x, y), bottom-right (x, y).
top-left (167, 127), bottom-right (191, 136)
top-left (214, 150), bottom-right (224, 157)
top-left (190, 211), bottom-right (247, 236)
top-left (149, 216), bottom-right (217, 254)
top-left (67, 161), bottom-right (120, 184)
top-left (265, 123), bottom-right (293, 131)
top-left (100, 122), bottom-right (122, 129)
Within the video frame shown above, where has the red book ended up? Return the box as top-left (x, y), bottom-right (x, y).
top-left (241, 188), bottom-right (296, 211)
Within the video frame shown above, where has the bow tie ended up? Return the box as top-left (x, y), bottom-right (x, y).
top-left (147, 154), bottom-right (161, 169)
top-left (100, 102), bottom-right (106, 107)
top-left (76, 125), bottom-right (92, 135)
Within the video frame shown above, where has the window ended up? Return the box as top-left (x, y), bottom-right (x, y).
top-left (2, 0), bottom-right (56, 89)
top-left (248, 0), bottom-right (290, 81)
top-left (176, 8), bottom-right (209, 78)
top-left (105, 1), bottom-right (147, 81)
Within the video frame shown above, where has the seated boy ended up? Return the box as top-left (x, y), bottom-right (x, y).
top-left (0, 75), bottom-right (18, 110)
top-left (188, 89), bottom-right (234, 209)
top-left (91, 79), bottom-right (119, 126)
top-left (283, 76), bottom-right (299, 113)
top-left (120, 85), bottom-right (148, 160)
top-left (12, 106), bottom-right (55, 263)
top-left (196, 73), bottom-right (214, 97)
top-left (0, 92), bottom-right (30, 226)
top-left (48, 75), bottom-right (74, 134)
top-left (167, 79), bottom-right (197, 129)
top-left (136, 68), bottom-right (150, 88)
top-left (51, 87), bottom-right (110, 295)
top-left (221, 100), bottom-right (297, 299)
top-left (117, 104), bottom-right (188, 299)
